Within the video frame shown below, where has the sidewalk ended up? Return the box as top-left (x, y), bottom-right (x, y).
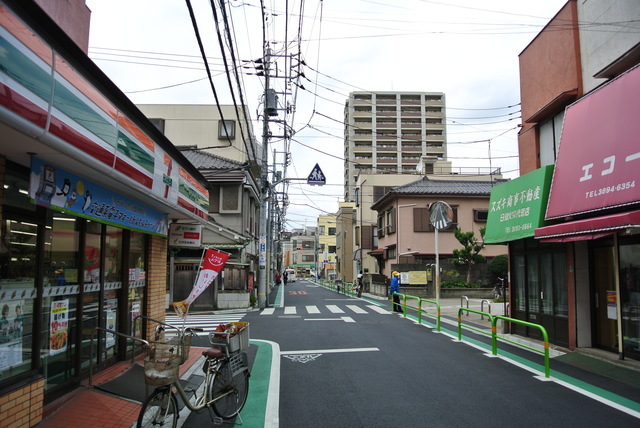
top-left (39, 347), bottom-right (205, 428)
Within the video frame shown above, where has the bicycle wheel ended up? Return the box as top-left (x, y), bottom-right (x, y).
top-left (209, 355), bottom-right (249, 419)
top-left (137, 387), bottom-right (178, 428)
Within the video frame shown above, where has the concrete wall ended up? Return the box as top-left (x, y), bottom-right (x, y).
top-left (217, 292), bottom-right (250, 309)
top-left (579, 0), bottom-right (640, 92)
top-left (36, 0), bottom-right (91, 53)
top-left (517, 1), bottom-right (581, 175)
top-left (136, 104), bottom-right (255, 164)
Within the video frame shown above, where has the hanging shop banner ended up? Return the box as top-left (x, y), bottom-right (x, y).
top-left (546, 64), bottom-right (640, 219)
top-left (49, 299), bottom-right (69, 356)
top-left (484, 165), bottom-right (553, 244)
top-left (29, 157), bottom-right (169, 236)
top-left (172, 248), bottom-right (230, 318)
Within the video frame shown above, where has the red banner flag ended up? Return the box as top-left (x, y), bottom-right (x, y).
top-left (172, 248), bottom-right (229, 318)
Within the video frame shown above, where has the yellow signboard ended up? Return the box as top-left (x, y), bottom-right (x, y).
top-left (409, 271), bottom-right (427, 284)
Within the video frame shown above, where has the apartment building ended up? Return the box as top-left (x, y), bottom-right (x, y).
top-left (344, 91), bottom-right (447, 202)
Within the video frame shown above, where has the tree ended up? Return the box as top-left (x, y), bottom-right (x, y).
top-left (489, 254), bottom-right (508, 280)
top-left (452, 227), bottom-right (486, 284)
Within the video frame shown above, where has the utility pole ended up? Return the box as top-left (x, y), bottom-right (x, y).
top-left (258, 47), bottom-right (271, 309)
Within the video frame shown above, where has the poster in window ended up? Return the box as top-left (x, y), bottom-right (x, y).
top-left (49, 299), bottom-right (69, 356)
top-left (131, 301), bottom-right (141, 338)
top-left (607, 290), bottom-right (617, 320)
top-left (0, 301), bottom-right (25, 369)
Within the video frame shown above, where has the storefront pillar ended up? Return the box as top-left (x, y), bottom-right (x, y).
top-left (146, 235), bottom-right (168, 338)
top-left (613, 234), bottom-right (624, 359)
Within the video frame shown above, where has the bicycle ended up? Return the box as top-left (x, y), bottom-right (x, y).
top-left (493, 277), bottom-right (505, 299)
top-left (137, 321), bottom-right (250, 428)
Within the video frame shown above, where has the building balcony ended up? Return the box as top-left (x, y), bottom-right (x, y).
top-left (377, 158), bottom-right (398, 164)
top-left (375, 123), bottom-right (397, 129)
top-left (401, 145), bottom-right (423, 152)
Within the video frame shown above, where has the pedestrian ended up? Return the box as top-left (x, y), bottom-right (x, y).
top-left (390, 271), bottom-right (402, 312)
top-left (275, 272), bottom-right (281, 286)
top-left (356, 271), bottom-right (363, 298)
top-left (283, 271), bottom-right (288, 286)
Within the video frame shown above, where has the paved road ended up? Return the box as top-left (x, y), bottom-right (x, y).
top-left (181, 279), bottom-right (640, 427)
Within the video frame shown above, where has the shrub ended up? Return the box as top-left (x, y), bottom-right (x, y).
top-left (441, 280), bottom-right (483, 289)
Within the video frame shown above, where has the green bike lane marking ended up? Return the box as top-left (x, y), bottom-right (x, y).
top-left (402, 312), bottom-right (640, 418)
top-left (239, 339), bottom-right (280, 427)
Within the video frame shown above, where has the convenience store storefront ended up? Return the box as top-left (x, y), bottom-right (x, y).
top-left (0, 2), bottom-right (210, 424)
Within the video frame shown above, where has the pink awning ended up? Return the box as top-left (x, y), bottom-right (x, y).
top-left (546, 64), bottom-right (640, 219)
top-left (535, 209), bottom-right (640, 242)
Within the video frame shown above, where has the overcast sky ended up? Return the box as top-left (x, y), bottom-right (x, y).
top-left (86, 0), bottom-right (567, 229)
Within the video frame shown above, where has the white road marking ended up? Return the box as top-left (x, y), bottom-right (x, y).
top-left (326, 305), bottom-right (344, 314)
top-left (284, 306), bottom-right (297, 314)
top-left (367, 305), bottom-right (391, 314)
top-left (261, 308), bottom-right (275, 315)
top-left (281, 347), bottom-right (379, 355)
top-left (306, 305), bottom-right (320, 314)
top-left (346, 305), bottom-right (367, 314)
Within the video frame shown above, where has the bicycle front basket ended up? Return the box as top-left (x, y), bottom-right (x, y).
top-left (144, 343), bottom-right (181, 386)
top-left (167, 333), bottom-right (193, 365)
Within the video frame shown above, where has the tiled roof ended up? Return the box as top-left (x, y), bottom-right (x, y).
top-left (179, 146), bottom-right (243, 170)
top-left (391, 176), bottom-right (508, 196)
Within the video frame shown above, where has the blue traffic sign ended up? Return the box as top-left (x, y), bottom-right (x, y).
top-left (307, 163), bottom-right (326, 185)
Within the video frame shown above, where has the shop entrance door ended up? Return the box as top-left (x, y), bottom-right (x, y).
top-left (511, 248), bottom-right (569, 346)
top-left (592, 245), bottom-right (618, 352)
top-left (80, 223), bottom-right (123, 372)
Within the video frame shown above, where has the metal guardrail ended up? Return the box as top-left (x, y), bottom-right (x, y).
top-left (492, 316), bottom-right (550, 378)
top-left (456, 307), bottom-right (551, 378)
top-left (393, 292), bottom-right (441, 332)
top-left (480, 299), bottom-right (491, 320)
top-left (461, 295), bottom-right (469, 316)
top-left (318, 280), bottom-right (550, 378)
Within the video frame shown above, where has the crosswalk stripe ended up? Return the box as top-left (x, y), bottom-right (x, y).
top-left (326, 305), bottom-right (344, 314)
top-left (260, 304), bottom-right (393, 316)
top-left (367, 305), bottom-right (391, 314)
top-left (346, 305), bottom-right (367, 314)
top-left (306, 305), bottom-right (320, 314)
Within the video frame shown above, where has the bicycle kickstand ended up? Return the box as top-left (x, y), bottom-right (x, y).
top-left (207, 407), bottom-right (224, 425)
top-left (208, 407), bottom-right (244, 426)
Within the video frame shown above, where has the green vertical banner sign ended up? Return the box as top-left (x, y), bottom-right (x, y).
top-left (484, 165), bottom-right (554, 244)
